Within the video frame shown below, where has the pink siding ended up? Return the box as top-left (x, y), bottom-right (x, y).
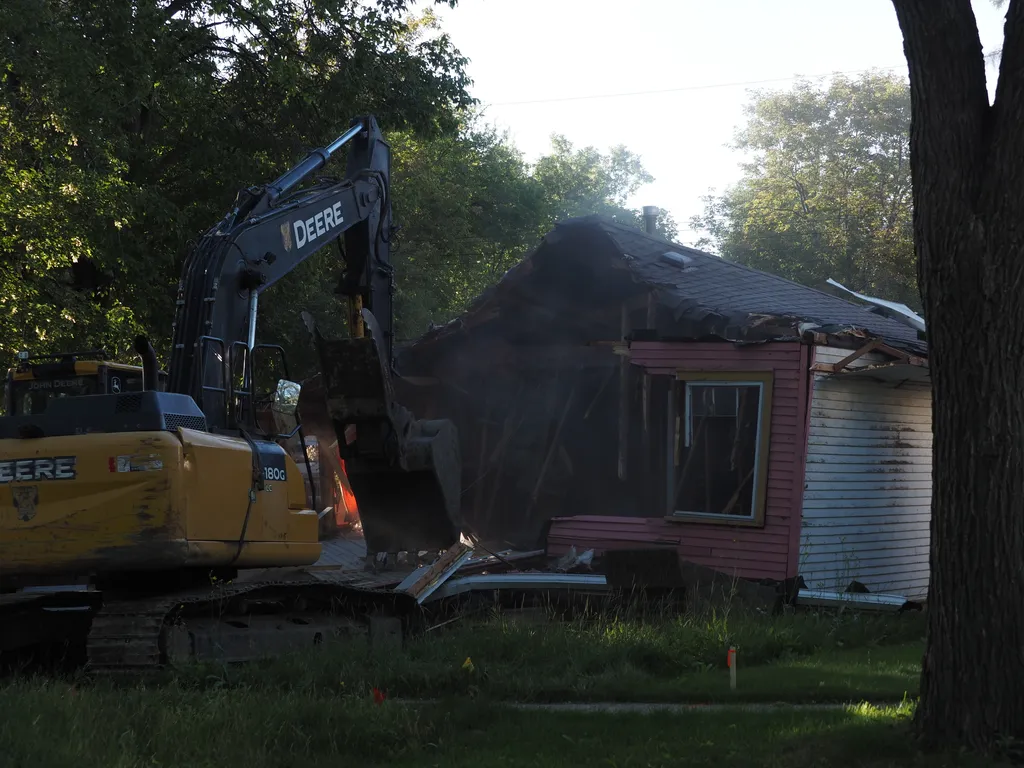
top-left (548, 341), bottom-right (808, 582)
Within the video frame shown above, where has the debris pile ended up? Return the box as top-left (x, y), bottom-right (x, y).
top-left (303, 523), bottom-right (921, 622)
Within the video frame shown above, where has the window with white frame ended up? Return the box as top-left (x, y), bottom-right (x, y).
top-left (671, 374), bottom-right (772, 524)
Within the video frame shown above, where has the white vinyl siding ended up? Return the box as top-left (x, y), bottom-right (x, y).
top-left (799, 346), bottom-right (932, 599)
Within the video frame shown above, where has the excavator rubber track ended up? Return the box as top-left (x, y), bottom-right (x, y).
top-left (84, 573), bottom-right (415, 675)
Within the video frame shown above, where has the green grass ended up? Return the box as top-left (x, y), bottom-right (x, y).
top-left (0, 688), bottom-right (1001, 768)
top-left (172, 607), bottom-right (927, 704)
top-left (415, 702), bottom-right (1002, 768)
top-left (2, 609), bottom-right (994, 768)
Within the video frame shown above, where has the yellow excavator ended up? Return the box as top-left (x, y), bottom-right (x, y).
top-left (0, 115), bottom-right (461, 671)
top-left (5, 355), bottom-right (358, 538)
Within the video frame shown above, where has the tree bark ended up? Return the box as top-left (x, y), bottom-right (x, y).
top-left (892, 0), bottom-right (1024, 755)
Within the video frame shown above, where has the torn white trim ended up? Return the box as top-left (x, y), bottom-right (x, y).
top-left (826, 278), bottom-right (926, 333)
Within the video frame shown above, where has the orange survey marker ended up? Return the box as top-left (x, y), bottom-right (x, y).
top-left (727, 646), bottom-right (737, 691)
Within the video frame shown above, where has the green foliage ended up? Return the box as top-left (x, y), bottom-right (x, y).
top-left (693, 73), bottom-right (917, 309)
top-left (0, 0), bottom-right (472, 365)
top-left (0, 2), bottom-right (665, 378)
top-left (534, 135), bottom-right (678, 239)
top-left (389, 124), bottom-right (548, 340)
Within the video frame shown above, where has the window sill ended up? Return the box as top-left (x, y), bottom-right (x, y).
top-left (663, 513), bottom-right (766, 529)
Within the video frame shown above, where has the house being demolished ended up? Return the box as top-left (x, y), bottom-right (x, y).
top-left (396, 215), bottom-right (932, 600)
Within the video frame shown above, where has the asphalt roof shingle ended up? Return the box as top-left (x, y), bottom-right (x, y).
top-left (563, 217), bottom-right (927, 356)
top-left (403, 216), bottom-right (928, 359)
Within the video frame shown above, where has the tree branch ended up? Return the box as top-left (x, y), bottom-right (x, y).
top-left (987, 0), bottom-right (1024, 207)
top-left (180, 41), bottom-right (269, 79)
top-left (225, 0), bottom-right (309, 63)
top-left (164, 0), bottom-right (193, 19)
top-left (891, 0), bottom-right (990, 193)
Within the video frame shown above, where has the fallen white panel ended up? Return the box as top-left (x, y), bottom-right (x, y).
top-left (826, 278), bottom-right (926, 333)
top-left (427, 573), bottom-right (608, 601)
top-left (796, 588), bottom-right (912, 612)
top-left (396, 544), bottom-right (475, 603)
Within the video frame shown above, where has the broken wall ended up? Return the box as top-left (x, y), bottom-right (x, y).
top-left (397, 322), bottom-right (657, 548)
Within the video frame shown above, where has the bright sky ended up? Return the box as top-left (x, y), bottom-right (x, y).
top-left (436, 0), bottom-right (1007, 246)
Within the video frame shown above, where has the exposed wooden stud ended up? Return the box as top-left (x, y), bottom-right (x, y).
top-left (874, 343), bottom-right (917, 364)
top-left (826, 338), bottom-right (885, 373)
top-left (618, 304), bottom-right (629, 481)
top-left (529, 385), bottom-right (577, 509)
top-left (720, 466), bottom-right (756, 516)
top-left (583, 367), bottom-right (616, 420)
top-left (643, 292), bottom-right (656, 436)
top-left (810, 340), bottom-right (926, 377)
top-left (472, 415), bottom-right (490, 518)
top-left (482, 389), bottom-right (526, 531)
top-left (645, 291), bottom-right (657, 328)
top-left (399, 542), bottom-right (473, 601)
top-left (665, 381), bottom-right (676, 516)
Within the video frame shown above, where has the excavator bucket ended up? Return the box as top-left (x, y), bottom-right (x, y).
top-left (307, 309), bottom-right (462, 555)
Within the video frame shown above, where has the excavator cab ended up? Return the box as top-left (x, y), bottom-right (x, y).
top-left (4, 350), bottom-right (167, 416)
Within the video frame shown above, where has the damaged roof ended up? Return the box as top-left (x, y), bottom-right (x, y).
top-left (409, 216), bottom-right (928, 358)
top-left (594, 217), bottom-right (927, 355)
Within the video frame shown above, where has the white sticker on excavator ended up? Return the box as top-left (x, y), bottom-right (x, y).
top-left (114, 454), bottom-right (164, 473)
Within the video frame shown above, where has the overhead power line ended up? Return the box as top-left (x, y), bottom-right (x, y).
top-left (488, 65), bottom-right (907, 107)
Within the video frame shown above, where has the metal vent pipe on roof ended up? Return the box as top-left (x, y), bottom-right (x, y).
top-left (643, 205), bottom-right (659, 236)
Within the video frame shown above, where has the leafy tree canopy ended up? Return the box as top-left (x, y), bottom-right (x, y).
top-left (693, 72), bottom-right (917, 310)
top-left (1, 1), bottom-right (665, 380)
top-left (533, 135), bottom-right (678, 239)
top-left (1, 0), bottom-right (471, 364)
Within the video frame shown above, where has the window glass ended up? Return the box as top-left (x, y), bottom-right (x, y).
top-left (11, 376), bottom-right (99, 415)
top-left (674, 382), bottom-right (763, 518)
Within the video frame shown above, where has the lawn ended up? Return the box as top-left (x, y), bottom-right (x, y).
top-left (0, 688), bottom-right (1001, 768)
top-left (3, 607), bottom-right (983, 768)
top-left (175, 606), bottom-right (928, 704)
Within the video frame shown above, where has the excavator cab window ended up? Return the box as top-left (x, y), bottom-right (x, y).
top-left (199, 336), bottom-right (299, 440)
top-left (8, 375), bottom-right (99, 415)
top-left (248, 344), bottom-right (301, 439)
top-left (251, 346), bottom-right (287, 405)
top-left (3, 357), bottom-right (168, 416)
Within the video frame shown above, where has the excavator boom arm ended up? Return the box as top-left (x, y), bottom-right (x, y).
top-left (167, 116), bottom-right (394, 424)
top-left (164, 113), bottom-right (461, 555)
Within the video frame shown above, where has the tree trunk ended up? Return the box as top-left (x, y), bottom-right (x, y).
top-left (892, 0), bottom-right (1024, 755)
